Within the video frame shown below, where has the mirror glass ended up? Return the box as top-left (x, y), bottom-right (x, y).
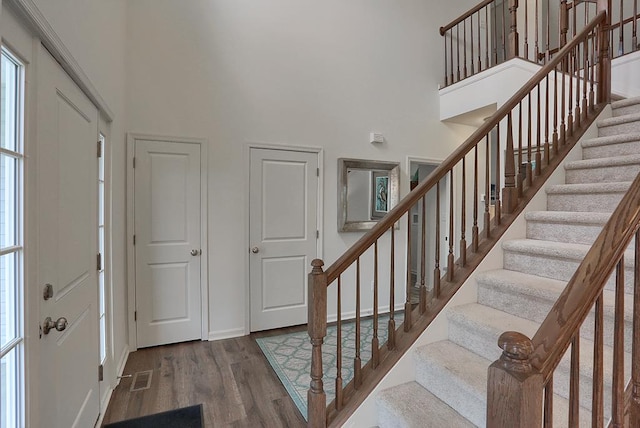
top-left (338, 158), bottom-right (400, 232)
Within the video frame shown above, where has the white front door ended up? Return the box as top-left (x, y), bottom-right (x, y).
top-left (249, 148), bottom-right (319, 331)
top-left (37, 47), bottom-right (100, 428)
top-left (134, 139), bottom-right (202, 348)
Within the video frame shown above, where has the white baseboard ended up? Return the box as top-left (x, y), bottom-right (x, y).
top-left (208, 327), bottom-right (246, 341)
top-left (95, 346), bottom-right (129, 428)
top-left (116, 346), bottom-right (130, 384)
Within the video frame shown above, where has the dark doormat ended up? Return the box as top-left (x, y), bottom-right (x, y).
top-left (104, 404), bottom-right (203, 428)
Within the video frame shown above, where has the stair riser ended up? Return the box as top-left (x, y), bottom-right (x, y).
top-left (414, 357), bottom-right (486, 427)
top-left (526, 221), bottom-right (604, 245)
top-left (598, 120), bottom-right (640, 137)
top-left (582, 140), bottom-right (640, 160)
top-left (448, 314), bottom-right (615, 417)
top-left (547, 191), bottom-right (625, 212)
top-left (477, 284), bottom-right (633, 354)
top-left (565, 163), bottom-right (640, 184)
top-left (613, 103), bottom-right (640, 117)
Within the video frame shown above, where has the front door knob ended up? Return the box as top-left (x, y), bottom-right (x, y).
top-left (42, 317), bottom-right (68, 335)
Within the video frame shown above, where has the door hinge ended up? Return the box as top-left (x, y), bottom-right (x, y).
top-left (97, 140), bottom-right (102, 158)
top-left (133, 157), bottom-right (136, 168)
top-left (97, 253), bottom-right (102, 271)
top-left (134, 311), bottom-right (137, 321)
top-left (98, 364), bottom-right (104, 382)
top-left (316, 168), bottom-right (320, 177)
top-left (316, 230), bottom-right (319, 239)
top-left (133, 235), bottom-right (136, 245)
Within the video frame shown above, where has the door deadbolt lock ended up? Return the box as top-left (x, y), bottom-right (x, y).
top-left (42, 317), bottom-right (68, 335)
top-left (251, 247), bottom-right (259, 254)
top-left (43, 284), bottom-right (54, 300)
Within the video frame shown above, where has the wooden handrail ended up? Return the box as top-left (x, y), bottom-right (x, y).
top-left (529, 174), bottom-right (640, 380)
top-left (325, 11), bottom-right (606, 285)
top-left (440, 0), bottom-right (495, 35)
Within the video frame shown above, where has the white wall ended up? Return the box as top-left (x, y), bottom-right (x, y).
top-left (125, 0), bottom-right (478, 338)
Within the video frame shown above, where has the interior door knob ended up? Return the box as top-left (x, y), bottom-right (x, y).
top-left (190, 249), bottom-right (199, 256)
top-left (42, 316), bottom-right (68, 335)
top-left (251, 247), bottom-right (259, 254)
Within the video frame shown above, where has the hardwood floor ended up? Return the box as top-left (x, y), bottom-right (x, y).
top-left (102, 333), bottom-right (307, 427)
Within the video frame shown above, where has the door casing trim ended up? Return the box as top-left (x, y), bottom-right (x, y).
top-left (126, 133), bottom-right (209, 350)
top-left (244, 142), bottom-right (324, 335)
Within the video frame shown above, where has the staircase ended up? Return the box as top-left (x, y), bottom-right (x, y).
top-left (376, 97), bottom-right (640, 427)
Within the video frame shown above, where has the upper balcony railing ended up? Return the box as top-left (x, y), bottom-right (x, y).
top-left (441, 0), bottom-right (638, 88)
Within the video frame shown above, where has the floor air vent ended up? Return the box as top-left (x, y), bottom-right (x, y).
top-left (129, 370), bottom-right (153, 392)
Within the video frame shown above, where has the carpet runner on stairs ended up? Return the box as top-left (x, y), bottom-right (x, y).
top-left (376, 96), bottom-right (640, 427)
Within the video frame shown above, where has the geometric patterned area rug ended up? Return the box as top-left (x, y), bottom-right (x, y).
top-left (255, 312), bottom-right (404, 420)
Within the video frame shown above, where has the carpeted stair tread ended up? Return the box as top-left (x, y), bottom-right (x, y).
top-left (525, 211), bottom-right (609, 244)
top-left (565, 153), bottom-right (640, 170)
top-left (546, 182), bottom-right (630, 212)
top-left (597, 112), bottom-right (640, 136)
top-left (377, 382), bottom-right (475, 428)
top-left (414, 341), bottom-right (592, 427)
top-left (596, 111), bottom-right (640, 128)
top-left (612, 96), bottom-right (640, 116)
top-left (564, 153), bottom-right (640, 183)
top-left (581, 132), bottom-right (640, 159)
top-left (545, 181), bottom-right (631, 194)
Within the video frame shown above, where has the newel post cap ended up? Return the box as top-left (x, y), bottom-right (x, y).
top-left (497, 331), bottom-right (534, 373)
top-left (310, 259), bottom-right (325, 274)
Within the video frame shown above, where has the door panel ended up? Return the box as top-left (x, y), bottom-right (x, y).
top-left (134, 140), bottom-right (202, 348)
top-left (249, 148), bottom-right (318, 331)
top-left (37, 47), bottom-right (100, 428)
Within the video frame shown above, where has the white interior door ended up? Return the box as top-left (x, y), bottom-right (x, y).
top-left (249, 148), bottom-right (319, 331)
top-left (37, 47), bottom-right (100, 428)
top-left (134, 139), bottom-right (202, 348)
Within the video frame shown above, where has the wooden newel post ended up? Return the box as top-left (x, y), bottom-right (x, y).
top-left (508, 0), bottom-right (519, 59)
top-left (487, 331), bottom-right (543, 428)
top-left (308, 259), bottom-right (328, 428)
top-left (502, 114), bottom-right (518, 214)
top-left (596, 0), bottom-right (611, 104)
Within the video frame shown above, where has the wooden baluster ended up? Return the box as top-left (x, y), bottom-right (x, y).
top-left (517, 100), bottom-right (524, 196)
top-left (575, 42), bottom-right (581, 130)
top-left (568, 48), bottom-right (574, 137)
top-left (478, 12), bottom-right (483, 71)
top-left (569, 334), bottom-right (580, 426)
top-left (619, 0), bottom-right (624, 56)
top-left (560, 55), bottom-right (567, 145)
top-left (631, 230), bottom-right (640, 426)
top-left (434, 181), bottom-right (441, 297)
top-left (503, 112), bottom-right (518, 214)
top-left (470, 15), bottom-right (475, 75)
top-left (527, 93), bottom-right (533, 185)
top-left (448, 170), bottom-right (455, 282)
top-left (444, 30), bottom-right (449, 87)
top-left (589, 28), bottom-right (596, 112)
top-left (487, 331), bottom-right (543, 426)
top-left (611, 257), bottom-right (625, 427)
top-left (463, 18), bottom-right (468, 78)
top-left (535, 0), bottom-right (540, 61)
top-left (457, 25), bottom-right (461, 82)
top-left (484, 135), bottom-right (492, 238)
top-left (473, 146), bottom-right (479, 252)
top-left (592, 292), bottom-right (604, 428)
top-left (450, 30), bottom-right (455, 86)
top-left (509, 0), bottom-right (519, 59)
top-left (372, 241), bottom-right (380, 368)
top-left (460, 157), bottom-right (467, 267)
top-left (544, 376), bottom-right (553, 428)
top-left (420, 195), bottom-right (427, 314)
top-left (404, 213), bottom-right (412, 333)
top-left (494, 2), bottom-right (499, 65)
top-left (388, 227), bottom-right (396, 350)
top-left (354, 258), bottom-right (362, 389)
top-left (502, 0), bottom-right (507, 61)
top-left (596, 1), bottom-right (611, 105)
top-left (546, 0), bottom-right (550, 62)
top-left (524, 0), bottom-right (529, 60)
top-left (335, 276), bottom-right (343, 410)
top-left (308, 259), bottom-right (327, 428)
top-left (536, 83), bottom-right (542, 176)
top-left (582, 37), bottom-right (588, 122)
top-left (495, 124), bottom-right (502, 224)
top-left (632, 0), bottom-right (639, 52)
top-left (544, 73), bottom-right (550, 166)
top-left (560, 0), bottom-right (568, 49)
top-left (486, 7), bottom-right (490, 69)
top-left (553, 67), bottom-right (559, 157)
